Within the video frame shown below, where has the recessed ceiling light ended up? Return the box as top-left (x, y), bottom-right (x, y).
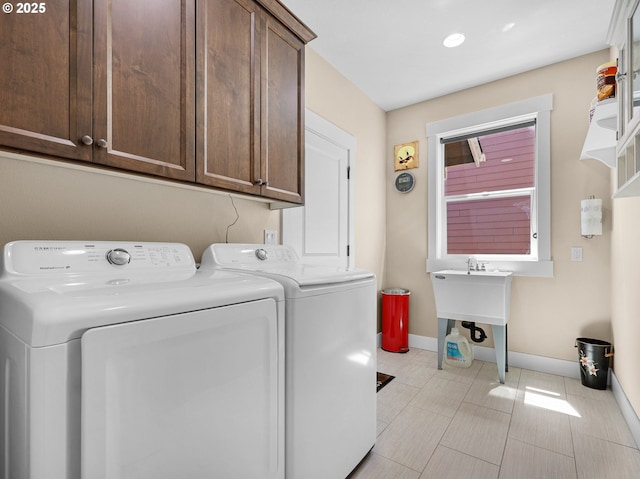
top-left (502, 22), bottom-right (515, 33)
top-left (443, 33), bottom-right (465, 48)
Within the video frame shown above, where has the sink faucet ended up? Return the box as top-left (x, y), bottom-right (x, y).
top-left (466, 256), bottom-right (475, 274)
top-left (466, 256), bottom-right (486, 273)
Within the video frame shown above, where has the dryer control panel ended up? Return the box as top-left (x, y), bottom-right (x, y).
top-left (1, 241), bottom-right (196, 277)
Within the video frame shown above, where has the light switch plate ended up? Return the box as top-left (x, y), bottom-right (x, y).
top-left (264, 229), bottom-right (277, 245)
top-left (571, 247), bottom-right (583, 262)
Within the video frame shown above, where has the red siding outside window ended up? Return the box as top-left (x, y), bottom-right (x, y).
top-left (445, 125), bottom-right (535, 255)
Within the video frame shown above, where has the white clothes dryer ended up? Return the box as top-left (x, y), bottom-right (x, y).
top-left (201, 244), bottom-right (377, 479)
top-left (0, 241), bottom-right (285, 479)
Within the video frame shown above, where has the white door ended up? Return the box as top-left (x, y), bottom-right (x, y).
top-left (282, 110), bottom-right (355, 268)
top-left (81, 299), bottom-right (282, 479)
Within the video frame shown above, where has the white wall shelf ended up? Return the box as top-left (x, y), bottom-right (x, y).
top-left (580, 99), bottom-right (617, 168)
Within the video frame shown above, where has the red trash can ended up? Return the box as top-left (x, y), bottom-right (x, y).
top-left (381, 289), bottom-right (410, 353)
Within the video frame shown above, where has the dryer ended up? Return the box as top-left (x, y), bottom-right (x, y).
top-left (201, 244), bottom-right (377, 479)
top-left (0, 241), bottom-right (285, 479)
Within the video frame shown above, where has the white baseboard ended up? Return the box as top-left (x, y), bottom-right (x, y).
top-left (377, 332), bottom-right (640, 448)
top-left (611, 371), bottom-right (640, 449)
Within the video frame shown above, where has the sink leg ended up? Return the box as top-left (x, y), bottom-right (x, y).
top-left (437, 318), bottom-right (456, 370)
top-left (492, 325), bottom-right (506, 384)
top-left (505, 324), bottom-right (509, 372)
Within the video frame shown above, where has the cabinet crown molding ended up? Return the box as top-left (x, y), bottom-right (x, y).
top-left (256, 0), bottom-right (317, 43)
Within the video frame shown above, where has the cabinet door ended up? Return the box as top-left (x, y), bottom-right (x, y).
top-left (93, 0), bottom-right (195, 180)
top-left (260, 15), bottom-right (305, 203)
top-left (0, 0), bottom-right (92, 161)
top-left (196, 0), bottom-right (262, 195)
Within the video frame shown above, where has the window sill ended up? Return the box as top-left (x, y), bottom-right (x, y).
top-left (426, 258), bottom-right (554, 278)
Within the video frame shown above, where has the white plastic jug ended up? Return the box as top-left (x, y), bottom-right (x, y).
top-left (444, 327), bottom-right (473, 368)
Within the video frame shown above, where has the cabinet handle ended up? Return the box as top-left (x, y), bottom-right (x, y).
top-left (96, 139), bottom-right (108, 149)
top-left (255, 179), bottom-right (268, 186)
top-left (81, 135), bottom-right (94, 146)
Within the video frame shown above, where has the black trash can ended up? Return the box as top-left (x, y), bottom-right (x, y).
top-left (575, 338), bottom-right (613, 390)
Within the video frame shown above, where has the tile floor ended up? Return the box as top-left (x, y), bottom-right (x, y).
top-left (348, 348), bottom-right (640, 479)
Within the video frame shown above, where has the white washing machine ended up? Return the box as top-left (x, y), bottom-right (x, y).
top-left (201, 244), bottom-right (377, 479)
top-left (0, 240), bottom-right (285, 479)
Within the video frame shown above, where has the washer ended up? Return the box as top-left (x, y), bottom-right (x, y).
top-left (0, 241), bottom-right (285, 479)
top-left (201, 243), bottom-right (377, 479)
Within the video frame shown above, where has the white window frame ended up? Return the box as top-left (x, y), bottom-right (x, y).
top-left (426, 94), bottom-right (554, 277)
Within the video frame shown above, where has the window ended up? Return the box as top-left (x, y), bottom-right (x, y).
top-left (444, 122), bottom-right (536, 256)
top-left (426, 94), bottom-right (553, 277)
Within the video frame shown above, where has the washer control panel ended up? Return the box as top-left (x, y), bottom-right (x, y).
top-left (255, 248), bottom-right (268, 261)
top-left (206, 244), bottom-right (299, 266)
top-left (106, 248), bottom-right (132, 266)
top-left (2, 241), bottom-right (196, 276)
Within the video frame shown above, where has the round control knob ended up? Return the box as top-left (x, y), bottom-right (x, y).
top-left (106, 248), bottom-right (131, 266)
top-left (255, 248), bottom-right (268, 261)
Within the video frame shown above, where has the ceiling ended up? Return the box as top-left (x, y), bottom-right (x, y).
top-left (280, 0), bottom-right (617, 111)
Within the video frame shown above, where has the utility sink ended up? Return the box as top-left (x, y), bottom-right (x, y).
top-left (431, 269), bottom-right (514, 383)
top-left (431, 269), bottom-right (513, 326)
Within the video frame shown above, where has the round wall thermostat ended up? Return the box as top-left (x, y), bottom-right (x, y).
top-left (395, 172), bottom-right (415, 193)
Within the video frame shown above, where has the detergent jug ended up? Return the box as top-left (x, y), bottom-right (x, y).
top-left (444, 327), bottom-right (473, 368)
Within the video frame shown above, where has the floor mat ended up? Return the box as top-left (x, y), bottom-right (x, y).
top-left (376, 372), bottom-right (395, 392)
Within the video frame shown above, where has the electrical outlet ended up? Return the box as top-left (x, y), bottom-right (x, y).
top-left (571, 247), bottom-right (583, 262)
top-left (264, 230), bottom-right (277, 245)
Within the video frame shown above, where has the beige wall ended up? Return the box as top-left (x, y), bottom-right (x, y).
top-left (304, 48), bottom-right (388, 280)
top-left (386, 51), bottom-right (612, 364)
top-left (612, 197), bottom-right (640, 415)
top-left (0, 154), bottom-right (279, 261)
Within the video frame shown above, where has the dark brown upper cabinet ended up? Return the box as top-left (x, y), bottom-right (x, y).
top-left (92, 0), bottom-right (196, 181)
top-left (196, 0), bottom-right (314, 204)
top-left (0, 0), bottom-right (314, 203)
top-left (261, 14), bottom-right (308, 203)
top-left (0, 0), bottom-right (93, 162)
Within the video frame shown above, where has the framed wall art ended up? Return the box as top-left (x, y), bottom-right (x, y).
top-left (394, 141), bottom-right (419, 171)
